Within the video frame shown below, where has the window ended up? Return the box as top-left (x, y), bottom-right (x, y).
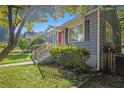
top-left (68, 24), bottom-right (84, 42)
top-left (85, 20), bottom-right (90, 41)
top-left (106, 21), bottom-right (113, 42)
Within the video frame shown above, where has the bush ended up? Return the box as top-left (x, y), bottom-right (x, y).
top-left (49, 46), bottom-right (90, 70)
top-left (30, 35), bottom-right (45, 47)
top-left (17, 38), bottom-right (30, 51)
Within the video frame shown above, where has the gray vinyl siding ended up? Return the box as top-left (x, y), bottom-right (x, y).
top-left (100, 9), bottom-right (121, 52)
top-left (68, 11), bottom-right (98, 55)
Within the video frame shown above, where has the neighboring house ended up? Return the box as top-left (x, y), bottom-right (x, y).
top-left (44, 7), bottom-right (121, 72)
top-left (24, 31), bottom-right (38, 40)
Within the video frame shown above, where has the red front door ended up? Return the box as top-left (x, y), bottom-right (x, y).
top-left (58, 32), bottom-right (62, 46)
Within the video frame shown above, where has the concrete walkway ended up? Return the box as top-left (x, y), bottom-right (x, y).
top-left (0, 61), bottom-right (33, 68)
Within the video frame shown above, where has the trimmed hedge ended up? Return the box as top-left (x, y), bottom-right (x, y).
top-left (30, 35), bottom-right (45, 47)
top-left (49, 46), bottom-right (90, 70)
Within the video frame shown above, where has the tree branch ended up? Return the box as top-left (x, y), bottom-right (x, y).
top-left (7, 5), bottom-right (14, 46)
top-left (13, 19), bottom-right (21, 31)
top-left (13, 8), bottom-right (19, 26)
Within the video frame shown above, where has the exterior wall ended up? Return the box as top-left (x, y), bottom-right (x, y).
top-left (100, 9), bottom-right (121, 51)
top-left (64, 11), bottom-right (98, 68)
top-left (100, 8), bottom-right (121, 69)
top-left (68, 11), bottom-right (98, 55)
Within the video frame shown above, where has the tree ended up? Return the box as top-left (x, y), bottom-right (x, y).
top-left (17, 38), bottom-right (30, 51)
top-left (0, 5), bottom-right (88, 62)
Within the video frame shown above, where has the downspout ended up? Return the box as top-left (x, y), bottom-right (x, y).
top-left (97, 8), bottom-right (100, 71)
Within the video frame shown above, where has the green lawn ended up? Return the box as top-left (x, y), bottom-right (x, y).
top-left (0, 65), bottom-right (72, 88)
top-left (0, 52), bottom-right (31, 64)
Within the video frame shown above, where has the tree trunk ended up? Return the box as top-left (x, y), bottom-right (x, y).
top-left (0, 45), bottom-right (15, 62)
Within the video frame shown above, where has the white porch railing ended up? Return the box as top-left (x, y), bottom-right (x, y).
top-left (32, 42), bottom-right (51, 64)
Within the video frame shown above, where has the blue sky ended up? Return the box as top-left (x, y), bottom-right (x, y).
top-left (22, 13), bottom-right (76, 33)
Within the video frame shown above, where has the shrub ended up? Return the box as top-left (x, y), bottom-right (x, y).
top-left (49, 46), bottom-right (90, 70)
top-left (30, 35), bottom-right (45, 47)
top-left (17, 38), bottom-right (30, 51)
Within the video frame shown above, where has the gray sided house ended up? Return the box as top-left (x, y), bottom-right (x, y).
top-left (45, 8), bottom-right (121, 71)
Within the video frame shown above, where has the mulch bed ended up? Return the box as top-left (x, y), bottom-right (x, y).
top-left (37, 62), bottom-right (124, 88)
top-left (80, 73), bottom-right (124, 88)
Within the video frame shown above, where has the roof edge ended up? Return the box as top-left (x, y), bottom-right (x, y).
top-left (61, 8), bottom-right (99, 27)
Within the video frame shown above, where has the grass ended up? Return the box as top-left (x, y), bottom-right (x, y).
top-left (0, 52), bottom-right (31, 64)
top-left (0, 65), bottom-right (73, 88)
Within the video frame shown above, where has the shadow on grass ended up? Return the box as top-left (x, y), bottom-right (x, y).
top-left (37, 63), bottom-right (94, 87)
top-left (0, 52), bottom-right (31, 64)
top-left (7, 52), bottom-right (30, 60)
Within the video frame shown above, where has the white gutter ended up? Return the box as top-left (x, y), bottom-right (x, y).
top-left (97, 8), bottom-right (100, 71)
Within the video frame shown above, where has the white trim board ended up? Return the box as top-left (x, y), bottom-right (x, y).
top-left (97, 8), bottom-right (100, 71)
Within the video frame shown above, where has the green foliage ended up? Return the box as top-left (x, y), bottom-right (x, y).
top-left (49, 46), bottom-right (90, 70)
top-left (17, 38), bottom-right (30, 51)
top-left (117, 6), bottom-right (124, 31)
top-left (30, 35), bottom-right (45, 47)
top-left (0, 5), bottom-right (89, 34)
top-left (0, 42), bottom-right (6, 50)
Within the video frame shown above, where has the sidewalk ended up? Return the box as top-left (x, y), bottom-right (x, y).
top-left (0, 61), bottom-right (33, 67)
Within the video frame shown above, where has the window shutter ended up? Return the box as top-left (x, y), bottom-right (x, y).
top-left (85, 20), bottom-right (90, 41)
top-left (65, 28), bottom-right (68, 45)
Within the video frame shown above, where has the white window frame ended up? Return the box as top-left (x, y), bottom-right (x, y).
top-left (106, 21), bottom-right (113, 42)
